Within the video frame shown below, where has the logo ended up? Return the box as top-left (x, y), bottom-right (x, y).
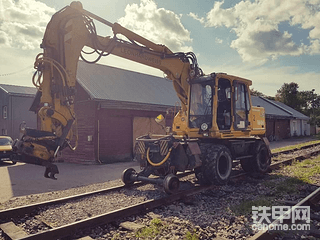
top-left (252, 206), bottom-right (310, 231)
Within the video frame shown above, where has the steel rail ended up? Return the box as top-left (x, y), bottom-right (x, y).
top-left (271, 141), bottom-right (320, 156)
top-left (13, 148), bottom-right (320, 240)
top-left (1, 142), bottom-right (319, 239)
top-left (16, 185), bottom-right (211, 240)
top-left (1, 140), bottom-right (317, 219)
top-left (270, 148), bottom-right (320, 170)
top-left (0, 171), bottom-right (192, 219)
top-left (249, 187), bottom-right (320, 240)
top-left (246, 147), bottom-right (320, 240)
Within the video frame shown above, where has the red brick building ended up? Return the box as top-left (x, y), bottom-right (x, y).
top-left (59, 61), bottom-right (178, 164)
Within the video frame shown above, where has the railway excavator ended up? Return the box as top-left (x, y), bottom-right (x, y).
top-left (12, 1), bottom-right (271, 194)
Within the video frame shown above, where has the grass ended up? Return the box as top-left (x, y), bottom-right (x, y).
top-left (230, 198), bottom-right (274, 216)
top-left (135, 218), bottom-right (166, 239)
top-left (185, 229), bottom-right (199, 240)
top-left (285, 157), bottom-right (320, 184)
top-left (231, 155), bottom-right (320, 216)
top-left (271, 139), bottom-right (320, 153)
top-left (135, 218), bottom-right (200, 240)
top-left (263, 157), bottom-right (320, 196)
top-left (263, 177), bottom-right (304, 196)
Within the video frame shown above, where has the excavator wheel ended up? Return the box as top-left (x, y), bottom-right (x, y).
top-left (240, 141), bottom-right (270, 175)
top-left (163, 174), bottom-right (180, 194)
top-left (194, 166), bottom-right (210, 185)
top-left (240, 158), bottom-right (252, 172)
top-left (9, 154), bottom-right (17, 165)
top-left (203, 144), bottom-right (232, 185)
top-left (121, 168), bottom-right (136, 185)
top-left (251, 141), bottom-right (271, 174)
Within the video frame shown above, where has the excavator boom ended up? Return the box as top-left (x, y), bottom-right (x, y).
top-left (12, 1), bottom-right (201, 179)
top-left (12, 2), bottom-right (270, 191)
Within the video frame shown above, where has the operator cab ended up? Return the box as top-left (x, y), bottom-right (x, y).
top-left (188, 73), bottom-right (251, 133)
top-left (217, 78), bottom-right (232, 130)
top-left (188, 76), bottom-right (214, 131)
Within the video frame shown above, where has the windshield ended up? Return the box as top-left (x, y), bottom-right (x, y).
top-left (0, 138), bottom-right (12, 146)
top-left (189, 82), bottom-right (213, 128)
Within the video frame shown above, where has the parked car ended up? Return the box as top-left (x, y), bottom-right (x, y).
top-left (0, 136), bottom-right (15, 164)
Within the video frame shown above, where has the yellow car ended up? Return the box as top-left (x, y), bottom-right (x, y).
top-left (0, 136), bottom-right (15, 164)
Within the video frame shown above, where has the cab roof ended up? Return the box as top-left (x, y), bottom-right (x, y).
top-left (214, 73), bottom-right (252, 86)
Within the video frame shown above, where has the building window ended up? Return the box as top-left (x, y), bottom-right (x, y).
top-left (2, 129), bottom-right (7, 135)
top-left (2, 106), bottom-right (7, 119)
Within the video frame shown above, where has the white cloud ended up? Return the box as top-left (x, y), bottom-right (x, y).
top-left (117, 0), bottom-right (192, 52)
top-left (0, 0), bottom-right (55, 86)
top-left (0, 30), bottom-right (10, 46)
top-left (191, 0), bottom-right (320, 63)
top-left (306, 39), bottom-right (320, 55)
top-left (0, 0), bottom-right (55, 50)
top-left (201, 62), bottom-right (320, 96)
top-left (188, 12), bottom-right (205, 24)
top-left (215, 37), bottom-right (223, 44)
top-left (205, 1), bottom-right (237, 28)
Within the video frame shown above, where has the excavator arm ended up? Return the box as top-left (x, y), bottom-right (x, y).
top-left (12, 1), bottom-right (202, 179)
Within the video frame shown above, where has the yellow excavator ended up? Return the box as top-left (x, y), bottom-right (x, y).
top-left (12, 1), bottom-right (271, 193)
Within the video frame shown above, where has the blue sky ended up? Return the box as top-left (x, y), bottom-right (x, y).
top-left (0, 0), bottom-right (319, 96)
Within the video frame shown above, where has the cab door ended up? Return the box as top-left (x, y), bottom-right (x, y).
top-left (233, 81), bottom-right (250, 130)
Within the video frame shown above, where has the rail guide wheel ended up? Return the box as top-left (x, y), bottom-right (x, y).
top-left (163, 174), bottom-right (180, 194)
top-left (121, 168), bottom-right (136, 185)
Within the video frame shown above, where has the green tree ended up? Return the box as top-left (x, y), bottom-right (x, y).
top-left (276, 83), bottom-right (320, 126)
top-left (275, 82), bottom-right (302, 111)
top-left (299, 90), bottom-right (315, 116)
top-left (250, 88), bottom-right (275, 100)
top-left (250, 88), bottom-right (264, 97)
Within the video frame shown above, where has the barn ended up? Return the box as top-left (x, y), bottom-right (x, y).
top-left (46, 61), bottom-right (309, 164)
top-left (251, 96), bottom-right (310, 142)
top-left (0, 84), bottom-right (37, 140)
top-left (0, 67), bottom-right (310, 164)
top-left (59, 61), bottom-right (179, 164)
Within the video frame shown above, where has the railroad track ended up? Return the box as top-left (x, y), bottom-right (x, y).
top-left (249, 187), bottom-right (320, 240)
top-left (1, 141), bottom-right (320, 240)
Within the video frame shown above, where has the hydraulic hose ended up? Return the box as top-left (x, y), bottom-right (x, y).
top-left (146, 147), bottom-right (173, 167)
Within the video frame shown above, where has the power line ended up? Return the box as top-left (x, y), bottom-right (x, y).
top-left (0, 65), bottom-right (33, 77)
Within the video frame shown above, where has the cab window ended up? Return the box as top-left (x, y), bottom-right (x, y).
top-left (189, 82), bottom-right (213, 128)
top-left (234, 82), bottom-right (250, 129)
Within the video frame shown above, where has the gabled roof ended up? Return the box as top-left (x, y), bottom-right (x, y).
top-left (76, 61), bottom-right (309, 119)
top-left (0, 84), bottom-right (37, 97)
top-left (77, 61), bottom-right (179, 110)
top-left (268, 99), bottom-right (309, 120)
top-left (251, 96), bottom-right (309, 120)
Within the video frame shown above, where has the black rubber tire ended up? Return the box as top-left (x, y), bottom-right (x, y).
top-left (240, 158), bottom-right (252, 172)
top-left (203, 144), bottom-right (232, 185)
top-left (163, 174), bottom-right (180, 194)
top-left (194, 166), bottom-right (210, 185)
top-left (121, 168), bottom-right (136, 185)
top-left (251, 142), bottom-right (271, 174)
top-left (10, 154), bottom-right (16, 165)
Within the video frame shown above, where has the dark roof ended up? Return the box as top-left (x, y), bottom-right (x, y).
top-left (77, 61), bottom-right (179, 111)
top-left (0, 84), bottom-right (37, 97)
top-left (269, 100), bottom-right (309, 120)
top-left (76, 61), bottom-right (309, 119)
top-left (251, 96), bottom-right (309, 120)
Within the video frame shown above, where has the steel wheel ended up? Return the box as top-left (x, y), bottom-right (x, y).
top-left (121, 168), bottom-right (136, 185)
top-left (163, 174), bottom-right (180, 194)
